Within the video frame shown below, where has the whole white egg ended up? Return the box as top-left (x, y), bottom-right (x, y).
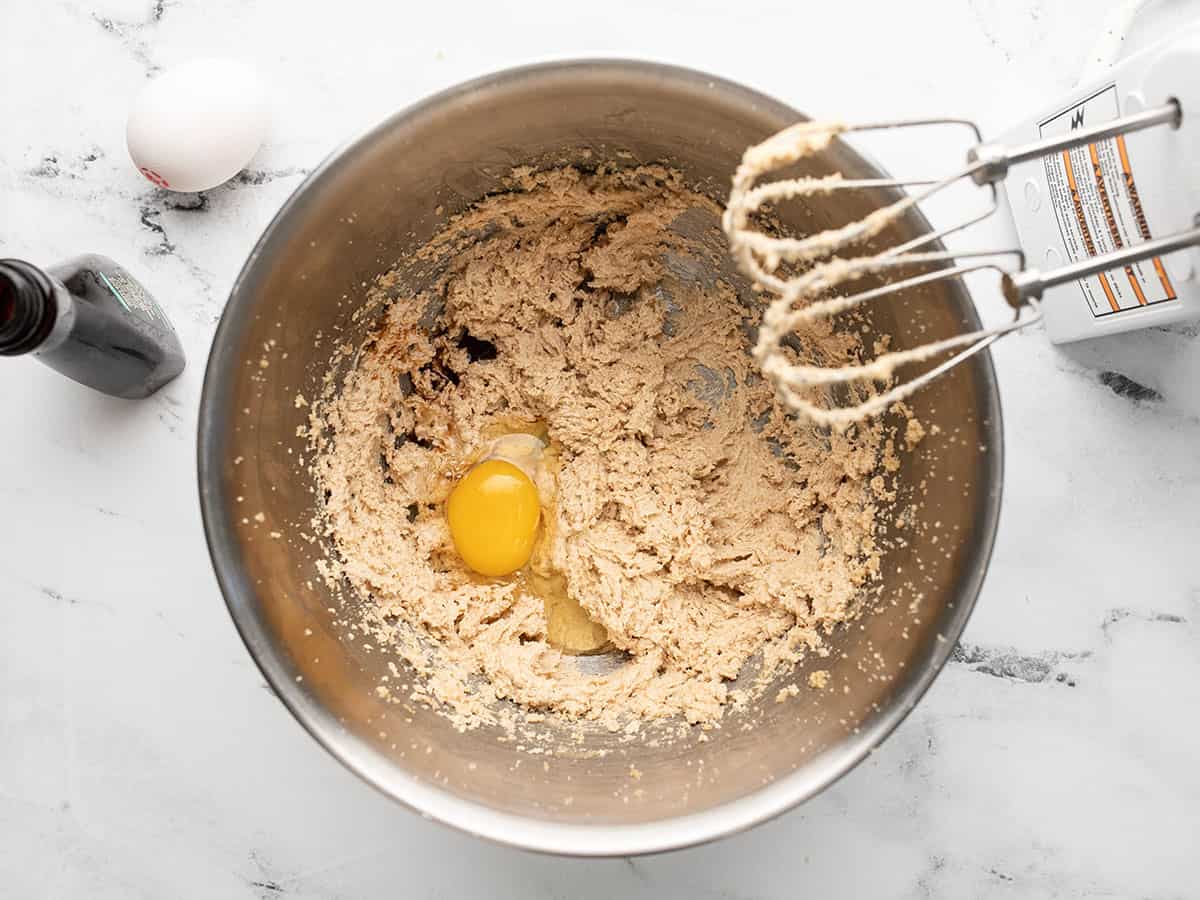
top-left (126, 58), bottom-right (268, 193)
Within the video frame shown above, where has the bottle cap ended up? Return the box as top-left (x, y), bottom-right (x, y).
top-left (0, 260), bottom-right (55, 356)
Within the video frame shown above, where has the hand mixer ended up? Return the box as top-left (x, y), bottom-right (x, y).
top-left (725, 24), bottom-right (1200, 429)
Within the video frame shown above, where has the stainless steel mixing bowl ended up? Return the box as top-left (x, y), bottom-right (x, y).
top-left (198, 60), bottom-right (1002, 856)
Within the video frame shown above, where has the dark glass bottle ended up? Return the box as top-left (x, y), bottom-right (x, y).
top-left (0, 255), bottom-right (184, 398)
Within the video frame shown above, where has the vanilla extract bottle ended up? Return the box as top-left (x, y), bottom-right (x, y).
top-left (0, 255), bottom-right (184, 398)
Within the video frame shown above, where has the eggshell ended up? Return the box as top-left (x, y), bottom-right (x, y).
top-left (126, 58), bottom-right (267, 192)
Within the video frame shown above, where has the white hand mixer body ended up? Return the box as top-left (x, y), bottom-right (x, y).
top-left (725, 25), bottom-right (1200, 428)
top-left (999, 27), bottom-right (1200, 341)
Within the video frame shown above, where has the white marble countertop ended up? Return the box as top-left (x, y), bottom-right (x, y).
top-left (3, 0), bottom-right (1198, 896)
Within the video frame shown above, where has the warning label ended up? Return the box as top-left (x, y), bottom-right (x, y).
top-left (1040, 84), bottom-right (1177, 317)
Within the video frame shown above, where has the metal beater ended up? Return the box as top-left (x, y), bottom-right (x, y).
top-left (724, 86), bottom-right (1200, 429)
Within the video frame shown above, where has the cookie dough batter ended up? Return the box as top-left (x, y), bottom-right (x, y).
top-left (310, 165), bottom-right (889, 732)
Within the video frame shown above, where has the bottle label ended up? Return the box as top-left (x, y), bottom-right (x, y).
top-left (99, 267), bottom-right (171, 328)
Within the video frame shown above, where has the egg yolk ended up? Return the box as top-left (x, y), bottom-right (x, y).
top-left (446, 459), bottom-right (541, 577)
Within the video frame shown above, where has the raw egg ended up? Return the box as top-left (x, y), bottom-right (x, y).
top-left (126, 58), bottom-right (267, 193)
top-left (446, 458), bottom-right (540, 577)
top-left (446, 427), bottom-right (611, 654)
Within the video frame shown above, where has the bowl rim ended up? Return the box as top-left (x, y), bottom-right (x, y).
top-left (197, 57), bottom-right (1004, 857)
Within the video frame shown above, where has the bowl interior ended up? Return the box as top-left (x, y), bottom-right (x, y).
top-left (199, 61), bottom-right (1000, 853)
